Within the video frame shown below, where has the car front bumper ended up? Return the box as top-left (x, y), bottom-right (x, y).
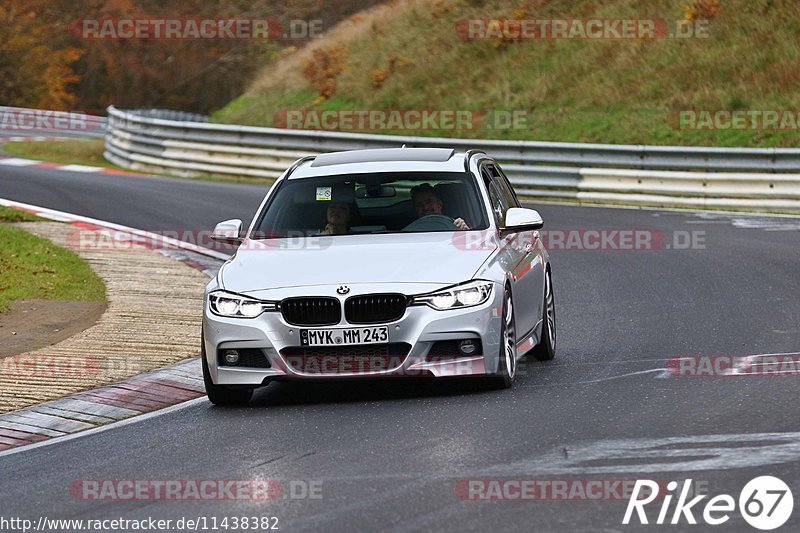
top-left (202, 283), bottom-right (504, 386)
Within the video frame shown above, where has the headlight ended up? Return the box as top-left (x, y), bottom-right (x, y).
top-left (413, 280), bottom-right (493, 311)
top-left (208, 291), bottom-right (277, 318)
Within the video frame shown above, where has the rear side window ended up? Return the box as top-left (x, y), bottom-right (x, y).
top-left (490, 164), bottom-right (520, 208)
top-left (487, 164), bottom-right (519, 210)
top-left (482, 165), bottom-right (512, 226)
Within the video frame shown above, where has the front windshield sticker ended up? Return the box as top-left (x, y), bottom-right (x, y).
top-left (316, 186), bottom-right (332, 201)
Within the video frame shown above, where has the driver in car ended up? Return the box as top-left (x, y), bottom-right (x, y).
top-left (322, 201), bottom-right (357, 235)
top-left (410, 183), bottom-right (470, 230)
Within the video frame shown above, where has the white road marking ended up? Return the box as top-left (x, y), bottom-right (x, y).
top-left (731, 219), bottom-right (800, 231)
top-left (486, 431), bottom-right (800, 475)
top-left (577, 368), bottom-right (666, 384)
top-left (690, 212), bottom-right (800, 231)
top-left (57, 164), bottom-right (104, 173)
top-left (0, 158), bottom-right (40, 166)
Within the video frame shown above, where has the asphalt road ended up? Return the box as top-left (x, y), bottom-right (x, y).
top-left (1, 163), bottom-right (800, 531)
top-left (0, 163), bottom-right (267, 231)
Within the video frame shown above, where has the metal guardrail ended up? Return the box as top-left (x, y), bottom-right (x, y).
top-left (123, 109), bottom-right (208, 123)
top-left (0, 106), bottom-right (107, 139)
top-left (105, 106), bottom-right (800, 212)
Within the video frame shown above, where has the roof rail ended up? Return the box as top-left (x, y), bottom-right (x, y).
top-left (463, 149), bottom-right (486, 171)
top-left (283, 155), bottom-right (316, 179)
top-left (311, 147), bottom-right (454, 167)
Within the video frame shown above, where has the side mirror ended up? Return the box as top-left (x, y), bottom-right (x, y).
top-left (211, 219), bottom-right (244, 245)
top-left (503, 208), bottom-right (544, 232)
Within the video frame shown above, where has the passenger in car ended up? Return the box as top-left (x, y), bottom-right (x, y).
top-left (410, 183), bottom-right (470, 230)
top-left (322, 202), bottom-right (359, 234)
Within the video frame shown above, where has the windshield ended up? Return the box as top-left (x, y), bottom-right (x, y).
top-left (252, 172), bottom-right (489, 238)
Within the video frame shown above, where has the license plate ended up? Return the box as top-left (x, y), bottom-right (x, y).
top-left (300, 326), bottom-right (389, 347)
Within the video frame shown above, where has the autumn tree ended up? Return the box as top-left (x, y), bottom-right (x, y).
top-left (1, 0), bottom-right (386, 113)
top-left (0, 0), bottom-right (82, 109)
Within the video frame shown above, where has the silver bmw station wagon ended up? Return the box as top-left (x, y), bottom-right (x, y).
top-left (202, 148), bottom-right (556, 405)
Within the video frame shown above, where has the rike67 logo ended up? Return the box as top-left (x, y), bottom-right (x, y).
top-left (623, 476), bottom-right (794, 530)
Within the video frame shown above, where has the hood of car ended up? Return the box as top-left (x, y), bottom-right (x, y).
top-left (219, 231), bottom-right (497, 294)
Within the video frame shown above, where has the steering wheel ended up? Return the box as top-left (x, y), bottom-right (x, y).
top-left (402, 214), bottom-right (458, 232)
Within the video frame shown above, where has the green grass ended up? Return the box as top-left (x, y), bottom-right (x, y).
top-left (0, 205), bottom-right (44, 223)
top-left (212, 0), bottom-right (800, 147)
top-left (3, 140), bottom-right (276, 186)
top-left (0, 218), bottom-right (106, 312)
top-left (4, 140), bottom-right (114, 168)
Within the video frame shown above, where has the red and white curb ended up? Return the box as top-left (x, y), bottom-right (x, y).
top-left (0, 200), bottom-right (230, 453)
top-left (0, 154), bottom-right (145, 176)
top-left (1, 136), bottom-right (66, 143)
top-left (0, 360), bottom-right (204, 453)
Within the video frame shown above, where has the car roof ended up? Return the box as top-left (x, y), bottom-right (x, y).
top-left (288, 148), bottom-right (477, 179)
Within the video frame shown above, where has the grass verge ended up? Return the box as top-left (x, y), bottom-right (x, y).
top-left (0, 206), bottom-right (106, 312)
top-left (213, 0), bottom-right (800, 148)
top-left (4, 139), bottom-right (114, 168)
top-left (0, 205), bottom-right (44, 223)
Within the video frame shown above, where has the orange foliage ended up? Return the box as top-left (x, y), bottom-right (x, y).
top-left (0, 1), bottom-right (83, 109)
top-left (302, 46), bottom-right (347, 101)
top-left (683, 0), bottom-right (722, 22)
top-left (371, 54), bottom-right (408, 89)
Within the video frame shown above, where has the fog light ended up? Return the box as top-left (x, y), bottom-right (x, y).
top-left (224, 350), bottom-right (240, 365)
top-left (458, 340), bottom-right (477, 356)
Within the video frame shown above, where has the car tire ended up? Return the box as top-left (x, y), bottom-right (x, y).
top-left (487, 286), bottom-right (516, 389)
top-left (201, 338), bottom-right (254, 406)
top-left (531, 269), bottom-right (556, 361)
